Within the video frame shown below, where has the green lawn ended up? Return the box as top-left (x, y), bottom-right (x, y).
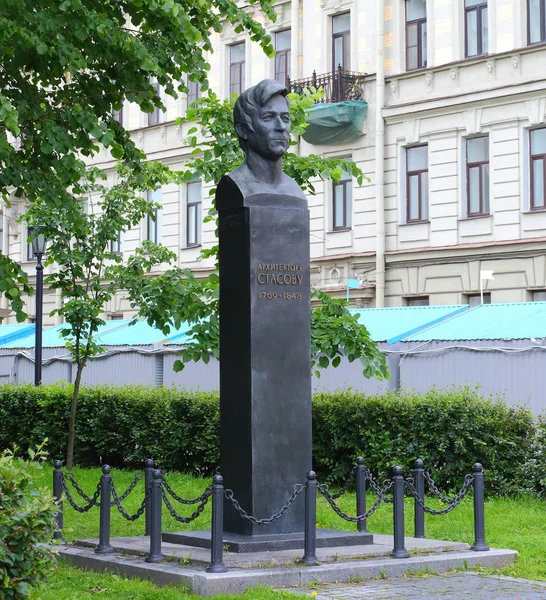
top-left (29, 466), bottom-right (546, 599)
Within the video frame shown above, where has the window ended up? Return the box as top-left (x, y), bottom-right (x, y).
top-left (465, 0), bottom-right (488, 57)
top-left (146, 188), bottom-right (162, 244)
top-left (26, 228), bottom-right (35, 262)
top-left (466, 293), bottom-right (491, 306)
top-left (275, 30), bottom-right (291, 85)
top-left (332, 13), bottom-right (351, 71)
top-left (229, 43), bottom-right (245, 97)
top-left (406, 145), bottom-right (429, 222)
top-left (187, 182), bottom-right (202, 247)
top-left (110, 234), bottom-right (123, 254)
top-left (528, 0), bottom-right (546, 44)
top-left (532, 290), bottom-right (546, 301)
top-left (406, 296), bottom-right (429, 306)
top-left (332, 171), bottom-right (352, 230)
top-left (406, 0), bottom-right (427, 70)
top-left (530, 128), bottom-right (546, 210)
top-left (466, 136), bottom-right (490, 216)
top-left (109, 314), bottom-right (124, 320)
top-left (112, 106), bottom-right (123, 125)
top-left (187, 76), bottom-right (202, 106)
top-left (148, 77), bottom-right (163, 126)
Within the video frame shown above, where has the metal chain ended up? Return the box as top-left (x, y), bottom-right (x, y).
top-left (365, 470), bottom-right (393, 503)
top-left (405, 474), bottom-right (474, 516)
top-left (114, 472), bottom-right (145, 503)
top-left (110, 481), bottom-right (148, 521)
top-left (317, 480), bottom-right (393, 522)
top-left (161, 486), bottom-right (211, 523)
top-left (61, 476), bottom-right (101, 512)
top-left (162, 478), bottom-right (213, 505)
top-left (224, 483), bottom-right (306, 526)
top-left (322, 466), bottom-right (356, 500)
top-left (63, 471), bottom-right (99, 504)
top-left (424, 471), bottom-right (459, 504)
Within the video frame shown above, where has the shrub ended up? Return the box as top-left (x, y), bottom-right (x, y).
top-left (0, 444), bottom-right (58, 598)
top-left (0, 384), bottom-right (537, 495)
top-left (312, 387), bottom-right (536, 495)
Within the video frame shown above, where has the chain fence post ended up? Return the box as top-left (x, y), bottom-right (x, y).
top-left (144, 458), bottom-right (154, 536)
top-left (413, 459), bottom-right (425, 539)
top-left (145, 469), bottom-right (164, 563)
top-left (95, 465), bottom-right (113, 554)
top-left (206, 473), bottom-right (228, 573)
top-left (356, 457), bottom-right (368, 533)
top-left (470, 463), bottom-right (489, 551)
top-left (52, 460), bottom-right (65, 542)
top-left (390, 466), bottom-right (409, 559)
top-left (301, 471), bottom-right (318, 566)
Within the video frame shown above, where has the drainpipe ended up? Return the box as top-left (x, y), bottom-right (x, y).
top-left (291, 0), bottom-right (301, 82)
top-left (375, 0), bottom-right (386, 307)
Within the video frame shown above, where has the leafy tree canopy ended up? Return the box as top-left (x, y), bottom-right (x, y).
top-left (0, 0), bottom-right (276, 319)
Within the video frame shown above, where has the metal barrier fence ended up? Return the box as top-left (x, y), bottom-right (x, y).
top-left (52, 457), bottom-right (489, 571)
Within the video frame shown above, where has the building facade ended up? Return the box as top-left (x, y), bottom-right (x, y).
top-left (3, 0), bottom-right (546, 324)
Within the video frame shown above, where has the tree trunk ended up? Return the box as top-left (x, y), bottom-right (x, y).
top-left (66, 361), bottom-right (85, 470)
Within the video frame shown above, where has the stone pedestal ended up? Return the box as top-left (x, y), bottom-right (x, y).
top-left (216, 175), bottom-right (312, 536)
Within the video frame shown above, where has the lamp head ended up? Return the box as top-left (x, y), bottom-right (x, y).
top-left (28, 225), bottom-right (47, 257)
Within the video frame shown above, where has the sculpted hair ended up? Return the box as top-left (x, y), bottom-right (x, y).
top-left (233, 79), bottom-right (289, 151)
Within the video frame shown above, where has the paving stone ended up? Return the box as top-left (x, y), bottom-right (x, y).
top-left (288, 572), bottom-right (546, 600)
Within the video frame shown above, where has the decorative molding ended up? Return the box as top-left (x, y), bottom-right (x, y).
top-left (486, 59), bottom-right (496, 81)
top-left (449, 66), bottom-right (459, 88)
top-left (464, 108), bottom-right (483, 135)
top-left (525, 98), bottom-right (546, 126)
top-left (404, 119), bottom-right (421, 145)
top-left (390, 79), bottom-right (399, 100)
top-left (511, 54), bottom-right (521, 75)
top-left (424, 71), bottom-right (434, 93)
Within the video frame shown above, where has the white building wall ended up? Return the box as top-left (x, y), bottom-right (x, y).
top-left (3, 0), bottom-right (546, 323)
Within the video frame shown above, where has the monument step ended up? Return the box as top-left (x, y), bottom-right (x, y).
top-left (162, 528), bottom-right (373, 553)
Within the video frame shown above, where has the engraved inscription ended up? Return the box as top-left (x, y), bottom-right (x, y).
top-left (256, 263), bottom-right (305, 299)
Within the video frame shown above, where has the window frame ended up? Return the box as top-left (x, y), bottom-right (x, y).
top-left (332, 12), bottom-right (351, 72)
top-left (229, 42), bottom-right (246, 97)
top-left (530, 128), bottom-right (546, 211)
top-left (528, 0), bottom-right (546, 45)
top-left (332, 173), bottom-right (352, 231)
top-left (465, 0), bottom-right (488, 57)
top-left (466, 136), bottom-right (490, 217)
top-left (186, 181), bottom-right (202, 247)
top-left (148, 77), bottom-right (163, 127)
top-left (466, 292), bottom-right (491, 306)
top-left (112, 106), bottom-right (123, 125)
top-left (274, 29), bottom-right (291, 85)
top-left (110, 235), bottom-right (122, 255)
top-left (406, 296), bottom-right (430, 306)
top-left (405, 1), bottom-right (427, 71)
top-left (187, 76), bottom-right (201, 106)
top-left (405, 145), bottom-right (429, 223)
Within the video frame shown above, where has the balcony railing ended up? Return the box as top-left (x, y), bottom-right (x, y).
top-left (287, 67), bottom-right (366, 103)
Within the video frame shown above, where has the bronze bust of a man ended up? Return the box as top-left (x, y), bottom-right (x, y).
top-left (226, 79), bottom-right (305, 199)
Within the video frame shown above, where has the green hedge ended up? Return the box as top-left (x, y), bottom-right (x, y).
top-left (0, 384), bottom-right (540, 495)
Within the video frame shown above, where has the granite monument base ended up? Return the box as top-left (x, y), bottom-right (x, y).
top-left (162, 529), bottom-right (373, 553)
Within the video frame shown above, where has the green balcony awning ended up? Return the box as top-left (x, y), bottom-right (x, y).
top-left (302, 100), bottom-right (368, 145)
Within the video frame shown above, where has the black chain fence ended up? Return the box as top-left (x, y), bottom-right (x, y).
top-left (161, 485), bottom-right (212, 523)
top-left (405, 474), bottom-right (474, 515)
top-left (224, 483), bottom-right (306, 526)
top-left (318, 479), bottom-right (393, 522)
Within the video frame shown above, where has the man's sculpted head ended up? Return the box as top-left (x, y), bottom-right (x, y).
top-left (233, 79), bottom-right (290, 158)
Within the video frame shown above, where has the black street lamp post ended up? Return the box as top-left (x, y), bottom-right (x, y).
top-left (28, 225), bottom-right (47, 386)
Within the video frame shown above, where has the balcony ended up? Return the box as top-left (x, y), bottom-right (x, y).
top-left (287, 68), bottom-right (368, 145)
top-left (287, 67), bottom-right (366, 103)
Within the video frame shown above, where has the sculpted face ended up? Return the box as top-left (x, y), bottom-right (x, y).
top-left (245, 94), bottom-right (290, 160)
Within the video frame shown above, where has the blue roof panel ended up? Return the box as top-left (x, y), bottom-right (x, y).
top-left (0, 324), bottom-right (35, 346)
top-left (404, 302), bottom-right (546, 341)
top-left (349, 305), bottom-right (469, 344)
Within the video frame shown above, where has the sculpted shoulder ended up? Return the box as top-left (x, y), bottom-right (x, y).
top-left (229, 163), bottom-right (306, 200)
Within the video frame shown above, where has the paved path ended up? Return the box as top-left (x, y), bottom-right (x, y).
top-left (289, 572), bottom-right (546, 599)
